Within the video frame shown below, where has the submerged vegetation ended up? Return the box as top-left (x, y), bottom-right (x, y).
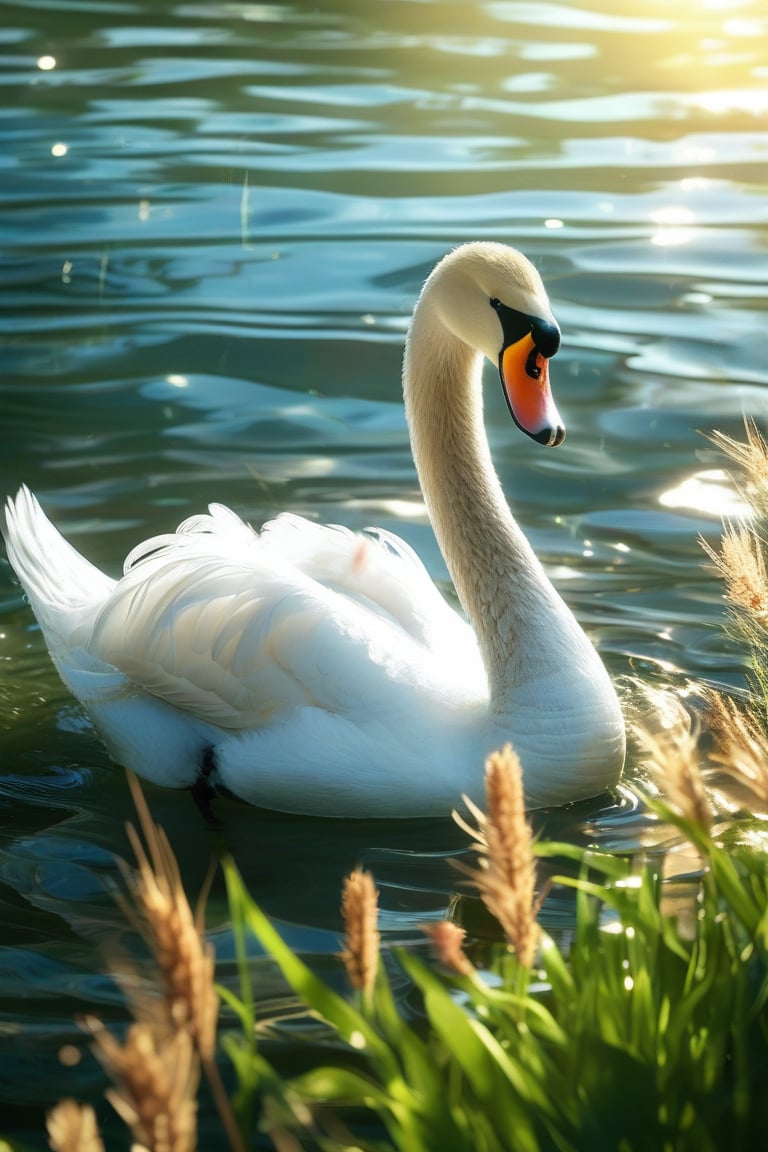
top-left (8, 424), bottom-right (768, 1151)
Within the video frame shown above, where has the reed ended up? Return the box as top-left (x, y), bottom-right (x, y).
top-left (45, 1100), bottom-right (104, 1152)
top-left (454, 744), bottom-right (539, 968)
top-left (35, 772), bottom-right (248, 1152)
top-left (340, 867), bottom-right (380, 997)
top-left (84, 1018), bottom-right (198, 1152)
top-left (709, 419), bottom-right (768, 520)
top-left (704, 419), bottom-right (768, 716)
top-left (632, 686), bottom-right (714, 832)
top-left (422, 920), bottom-right (473, 976)
top-left (217, 730), bottom-right (768, 1151)
top-left (701, 522), bottom-right (768, 615)
top-left (115, 773), bottom-right (246, 1152)
top-left (706, 688), bottom-right (768, 807)
top-left (117, 772), bottom-right (218, 1062)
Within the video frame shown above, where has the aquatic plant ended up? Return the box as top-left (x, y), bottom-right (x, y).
top-left (453, 744), bottom-right (541, 969)
top-left (217, 732), bottom-right (768, 1152)
top-left (82, 1018), bottom-right (199, 1152)
top-left (8, 701), bottom-right (768, 1151)
top-left (40, 773), bottom-right (245, 1152)
top-left (703, 419), bottom-right (768, 719)
top-left (45, 1100), bottom-right (103, 1152)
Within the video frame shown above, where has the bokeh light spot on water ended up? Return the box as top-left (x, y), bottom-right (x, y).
top-left (659, 470), bottom-right (750, 519)
top-left (650, 206), bottom-right (697, 248)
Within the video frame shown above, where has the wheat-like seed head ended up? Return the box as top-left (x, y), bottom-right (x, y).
top-left (93, 777), bottom-right (248, 1152)
top-left (86, 1018), bottom-right (199, 1152)
top-left (702, 524), bottom-right (768, 618)
top-left (710, 420), bottom-right (768, 518)
top-left (633, 688), bottom-right (713, 832)
top-left (454, 745), bottom-right (539, 968)
top-left (46, 1099), bottom-right (104, 1152)
top-left (422, 920), bottom-right (473, 976)
top-left (706, 689), bottom-right (768, 807)
top-left (341, 868), bottom-right (380, 993)
top-left (118, 773), bottom-right (219, 1061)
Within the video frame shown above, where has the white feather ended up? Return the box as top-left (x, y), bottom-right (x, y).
top-left (2, 243), bottom-right (625, 815)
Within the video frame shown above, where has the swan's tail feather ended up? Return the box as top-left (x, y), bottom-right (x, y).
top-left (3, 488), bottom-right (208, 786)
top-left (3, 486), bottom-right (116, 665)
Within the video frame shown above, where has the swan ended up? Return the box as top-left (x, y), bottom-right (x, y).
top-left (2, 242), bottom-right (625, 817)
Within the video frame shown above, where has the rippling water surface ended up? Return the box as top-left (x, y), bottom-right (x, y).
top-left (1, 0), bottom-right (767, 1141)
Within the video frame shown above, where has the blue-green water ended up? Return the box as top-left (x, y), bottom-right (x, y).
top-left (1, 0), bottom-right (766, 1143)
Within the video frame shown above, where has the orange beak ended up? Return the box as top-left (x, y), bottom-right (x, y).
top-left (500, 332), bottom-right (565, 447)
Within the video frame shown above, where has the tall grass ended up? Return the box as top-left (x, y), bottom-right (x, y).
top-left (218, 746), bottom-right (768, 1152)
top-left (703, 419), bottom-right (768, 718)
top-left (8, 421), bottom-right (768, 1151)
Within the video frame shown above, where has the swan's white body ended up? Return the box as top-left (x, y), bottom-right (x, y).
top-left (3, 243), bottom-right (625, 816)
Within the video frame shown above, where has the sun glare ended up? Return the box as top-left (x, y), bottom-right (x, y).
top-left (650, 206), bottom-right (697, 248)
top-left (690, 89), bottom-right (768, 115)
top-left (659, 470), bottom-right (750, 518)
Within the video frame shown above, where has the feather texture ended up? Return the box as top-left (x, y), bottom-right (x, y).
top-left (2, 243), bottom-right (625, 815)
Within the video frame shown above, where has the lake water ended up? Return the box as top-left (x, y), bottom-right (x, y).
top-left (1, 0), bottom-right (766, 1143)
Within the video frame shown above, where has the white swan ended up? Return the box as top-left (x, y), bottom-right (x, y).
top-left (3, 243), bottom-right (625, 817)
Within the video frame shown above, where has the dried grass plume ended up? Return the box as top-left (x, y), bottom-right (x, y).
top-left (118, 772), bottom-right (218, 1062)
top-left (633, 686), bottom-right (713, 831)
top-left (46, 1099), bottom-right (104, 1152)
top-left (341, 868), bottom-right (380, 994)
top-left (701, 522), bottom-right (768, 617)
top-left (706, 689), bottom-right (768, 808)
top-left (709, 419), bottom-right (768, 519)
top-left (85, 1018), bottom-right (199, 1152)
top-left (422, 920), bottom-right (473, 976)
top-left (454, 744), bottom-right (539, 968)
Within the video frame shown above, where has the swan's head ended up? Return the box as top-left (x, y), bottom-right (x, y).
top-left (423, 242), bottom-right (565, 447)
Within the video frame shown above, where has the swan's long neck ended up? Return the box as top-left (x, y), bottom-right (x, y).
top-left (403, 280), bottom-right (580, 710)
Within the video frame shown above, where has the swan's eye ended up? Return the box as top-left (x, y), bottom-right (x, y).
top-left (489, 298), bottom-right (533, 347)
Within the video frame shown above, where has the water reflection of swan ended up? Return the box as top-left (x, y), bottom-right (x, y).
top-left (3, 243), bottom-right (625, 817)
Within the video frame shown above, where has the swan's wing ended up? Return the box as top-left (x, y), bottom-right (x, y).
top-left (87, 506), bottom-right (483, 730)
top-left (259, 512), bottom-right (471, 655)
